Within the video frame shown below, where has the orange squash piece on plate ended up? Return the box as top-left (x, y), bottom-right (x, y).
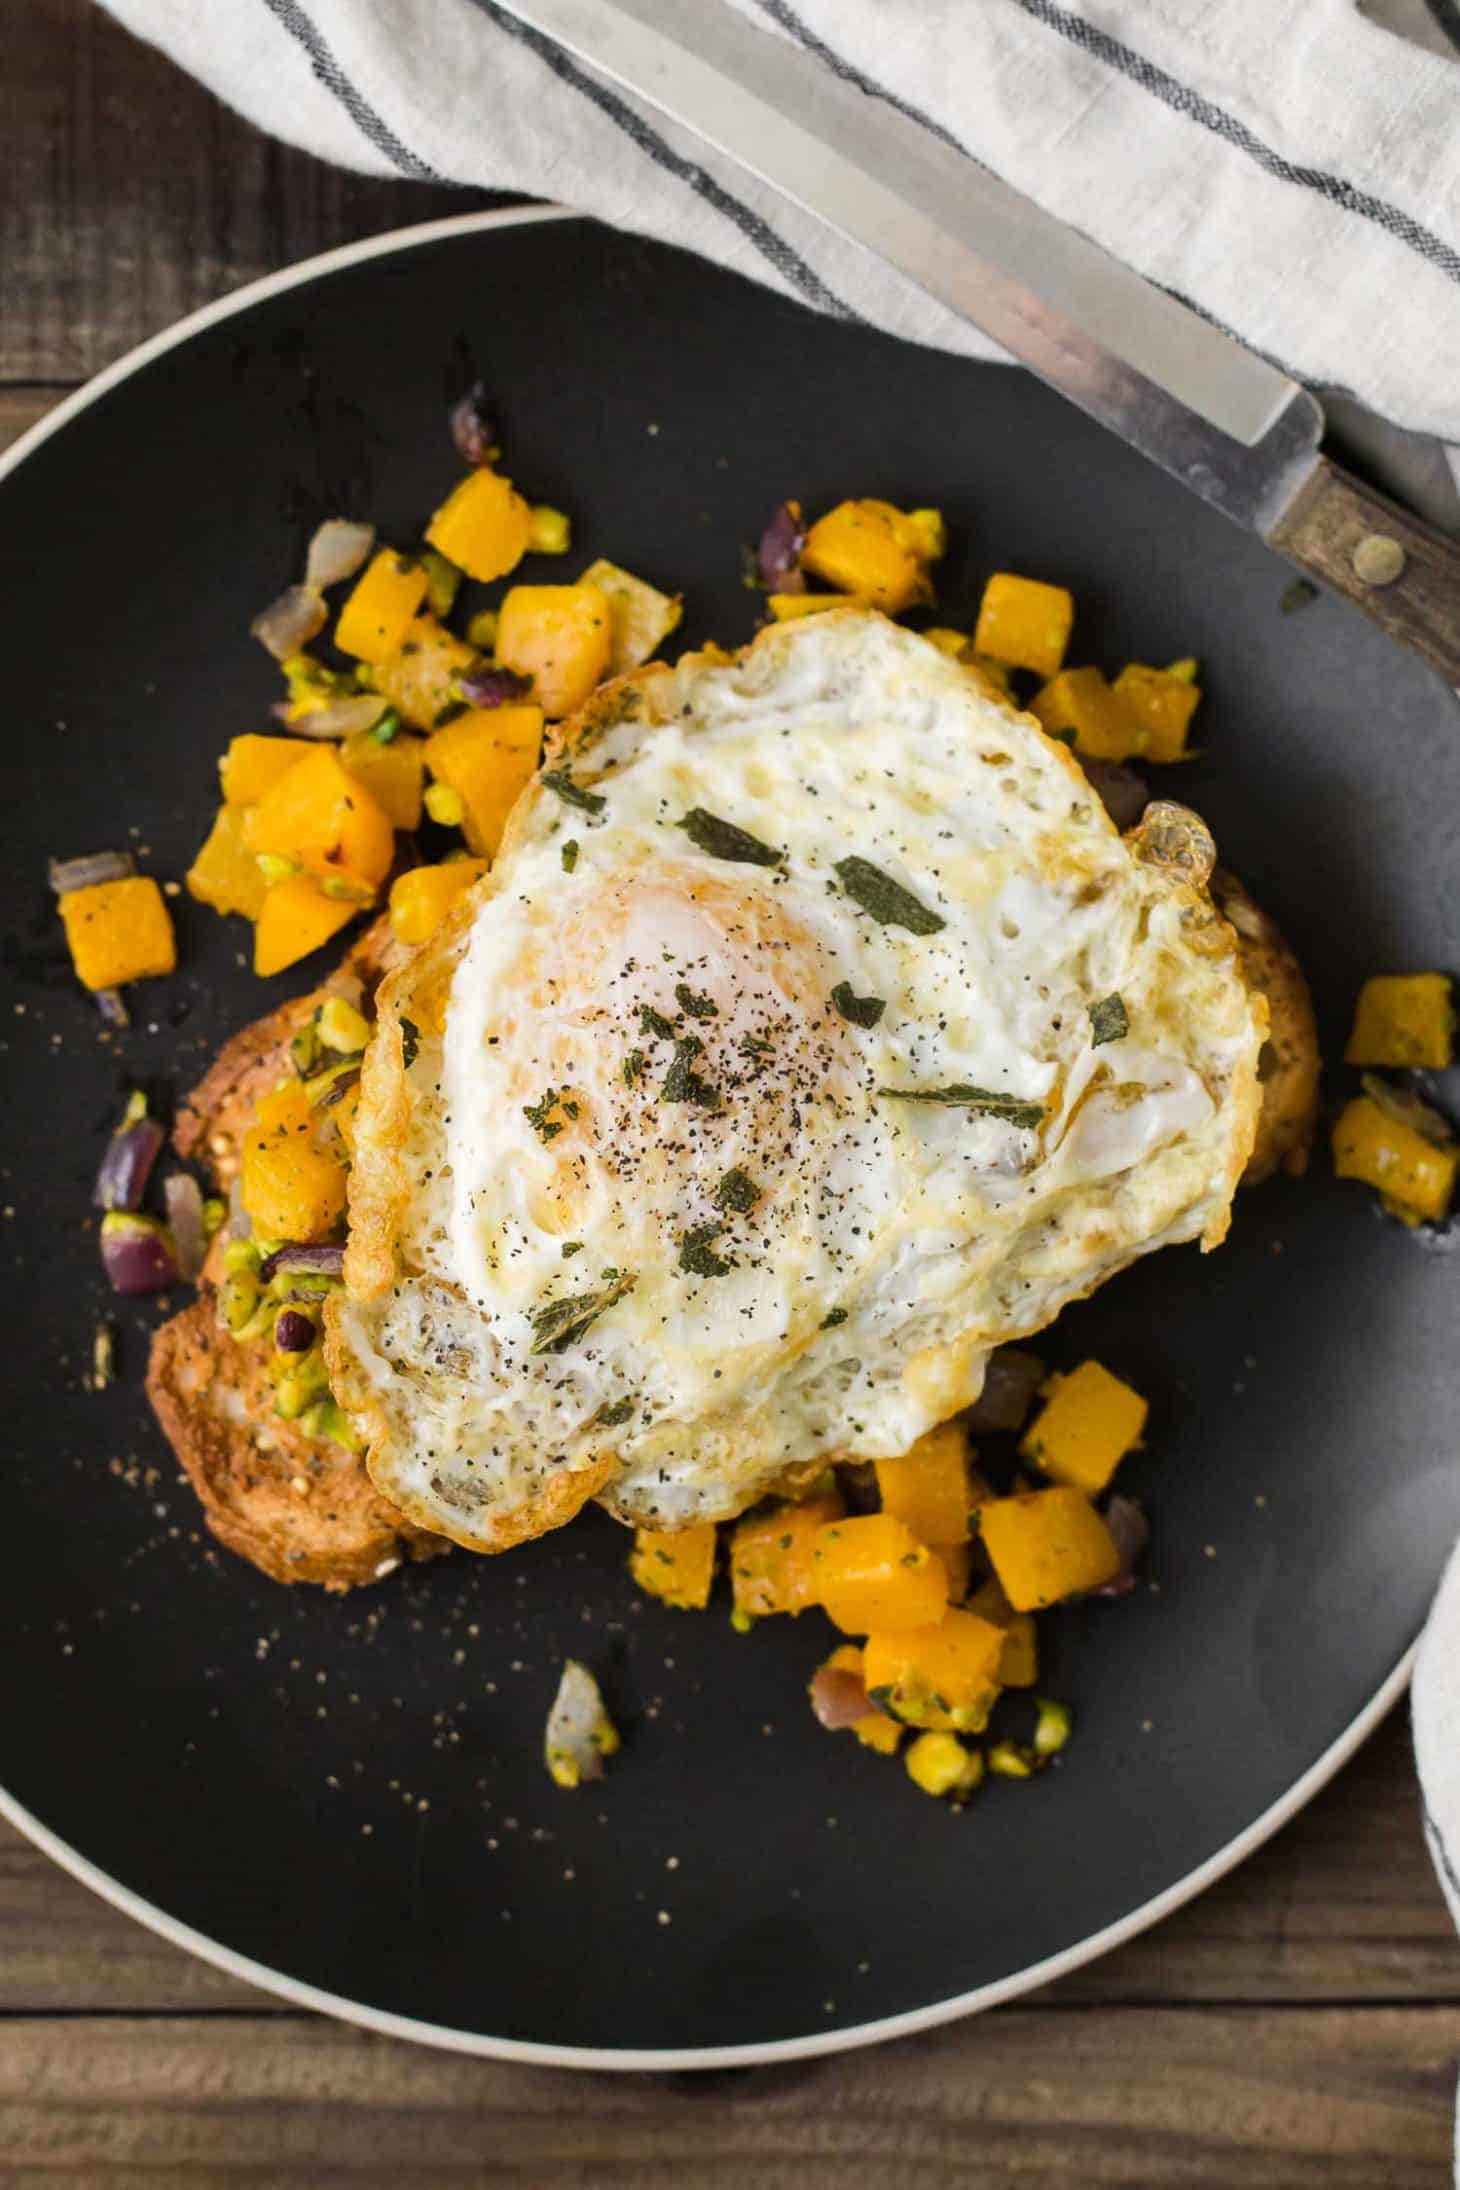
top-left (59, 876), bottom-right (176, 991)
top-left (812, 1512), bottom-right (949, 1635)
top-left (253, 873), bottom-right (357, 980)
top-left (424, 705), bottom-right (542, 858)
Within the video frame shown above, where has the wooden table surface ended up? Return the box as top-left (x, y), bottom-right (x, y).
top-left (8, 5), bottom-right (1460, 2182)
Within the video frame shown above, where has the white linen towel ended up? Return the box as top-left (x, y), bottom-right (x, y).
top-left (99, 0), bottom-right (1460, 441)
top-left (95, 0), bottom-right (1460, 2148)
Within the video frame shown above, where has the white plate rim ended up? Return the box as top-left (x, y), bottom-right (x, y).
top-left (0, 202), bottom-right (1418, 2072)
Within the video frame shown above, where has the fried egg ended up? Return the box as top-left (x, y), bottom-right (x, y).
top-left (326, 610), bottom-right (1264, 1551)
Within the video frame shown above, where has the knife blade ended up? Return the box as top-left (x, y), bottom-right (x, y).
top-left (492, 0), bottom-right (1460, 683)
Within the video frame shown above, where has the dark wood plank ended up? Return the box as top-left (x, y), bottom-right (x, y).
top-left (0, 1712), bottom-right (1450, 2013)
top-left (0, 2005), bottom-right (1453, 2186)
top-left (3, 0), bottom-right (497, 384)
top-left (0, 387), bottom-right (67, 450)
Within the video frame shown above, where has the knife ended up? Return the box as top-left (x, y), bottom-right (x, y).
top-left (491, 0), bottom-right (1460, 684)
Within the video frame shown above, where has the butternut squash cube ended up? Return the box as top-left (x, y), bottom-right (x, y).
top-left (729, 1491), bottom-right (844, 1622)
top-left (426, 469), bottom-right (532, 583)
top-left (1031, 667), bottom-right (1141, 761)
top-left (239, 1080), bottom-right (347, 1238)
top-left (630, 1523), bottom-right (717, 1611)
top-left (341, 729), bottom-right (426, 831)
top-left (1020, 1359), bottom-right (1148, 1496)
top-left (245, 746), bottom-right (394, 893)
top-left (334, 551), bottom-right (429, 663)
top-left (59, 876), bottom-right (176, 991)
top-left (495, 584), bottom-right (612, 718)
top-left (862, 1607), bottom-right (1005, 1732)
top-left (933, 1540), bottom-right (973, 1603)
top-left (1332, 1094), bottom-right (1458, 1225)
top-left (1345, 974), bottom-right (1454, 1071)
top-left (875, 1421), bottom-right (973, 1546)
top-left (973, 573), bottom-right (1074, 679)
top-left (187, 803), bottom-right (268, 921)
top-left (369, 615), bottom-right (480, 731)
top-left (220, 734), bottom-right (305, 807)
top-left (801, 499), bottom-right (939, 613)
top-left (579, 559), bottom-right (683, 674)
top-left (812, 1512), bottom-right (949, 1635)
top-left (767, 591), bottom-right (875, 621)
top-left (253, 874), bottom-right (356, 979)
top-left (978, 1488), bottom-right (1120, 1611)
top-left (1112, 662), bottom-right (1201, 763)
top-left (424, 704), bottom-right (542, 859)
top-left (388, 859), bottom-right (488, 947)
top-left (998, 1614), bottom-right (1038, 1689)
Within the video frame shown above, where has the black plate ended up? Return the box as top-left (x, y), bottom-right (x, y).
top-left (2, 210), bottom-right (1457, 2066)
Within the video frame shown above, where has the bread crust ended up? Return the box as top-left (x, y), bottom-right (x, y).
top-left (147, 1294), bottom-right (447, 1590)
top-left (151, 920), bottom-right (447, 1589)
top-left (1212, 868), bottom-right (1320, 1185)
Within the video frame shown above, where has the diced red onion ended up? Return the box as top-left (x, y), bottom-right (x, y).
top-left (271, 692), bottom-right (388, 741)
top-left (49, 849), bottom-right (137, 896)
top-left (93, 1115), bottom-right (164, 1212)
top-left (251, 584), bottom-right (327, 661)
top-left (1361, 1072), bottom-right (1453, 1146)
top-left (100, 1211), bottom-right (178, 1295)
top-left (1095, 1494), bottom-right (1150, 1597)
top-left (1082, 759), bottom-right (1149, 833)
top-left (450, 382), bottom-right (497, 467)
top-left (257, 1241), bottom-right (346, 1283)
top-left (273, 1308), bottom-right (316, 1353)
top-left (756, 501), bottom-right (807, 591)
top-left (320, 1066), bottom-right (361, 1107)
top-left (809, 1664), bottom-right (872, 1730)
top-left (305, 518), bottom-right (375, 590)
top-left (164, 1172), bottom-right (208, 1281)
top-left (966, 1348), bottom-right (1046, 1434)
top-left (96, 988), bottom-right (131, 1028)
top-left (458, 663), bottom-right (533, 709)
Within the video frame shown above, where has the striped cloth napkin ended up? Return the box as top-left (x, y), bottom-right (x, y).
top-left (99, 0), bottom-right (1460, 445)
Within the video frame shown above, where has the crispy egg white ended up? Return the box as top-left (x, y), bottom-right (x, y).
top-left (327, 610), bottom-right (1264, 1550)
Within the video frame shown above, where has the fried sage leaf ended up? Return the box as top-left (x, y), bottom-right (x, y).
top-left (541, 769), bottom-right (606, 816)
top-left (661, 1035), bottom-right (720, 1109)
top-left (679, 1225), bottom-right (732, 1278)
top-left (715, 1167), bottom-right (759, 1212)
top-left (878, 1083), bottom-right (1045, 1129)
top-left (529, 1275), bottom-right (634, 1356)
top-left (681, 807), bottom-right (782, 866)
top-left (830, 980), bottom-right (886, 1028)
top-left (1089, 993), bottom-right (1129, 1046)
top-left (834, 857), bottom-right (945, 935)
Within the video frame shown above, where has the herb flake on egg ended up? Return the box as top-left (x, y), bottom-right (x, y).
top-left (541, 769), bottom-right (606, 816)
top-left (681, 807), bottom-right (783, 866)
top-left (679, 1225), bottom-right (732, 1278)
top-left (878, 1083), bottom-right (1045, 1129)
top-left (661, 1036), bottom-right (720, 1109)
top-left (830, 980), bottom-right (886, 1028)
top-left (834, 856), bottom-right (945, 935)
top-left (1089, 994), bottom-right (1129, 1046)
top-left (716, 1168), bottom-right (759, 1213)
top-left (529, 1275), bottom-right (634, 1356)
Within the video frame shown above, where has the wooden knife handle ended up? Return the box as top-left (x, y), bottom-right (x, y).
top-left (1267, 456), bottom-right (1460, 686)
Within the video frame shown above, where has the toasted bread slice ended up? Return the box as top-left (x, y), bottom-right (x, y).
top-left (147, 1294), bottom-right (446, 1590)
top-left (154, 919), bottom-right (447, 1589)
top-left (1213, 869), bottom-right (1320, 1185)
